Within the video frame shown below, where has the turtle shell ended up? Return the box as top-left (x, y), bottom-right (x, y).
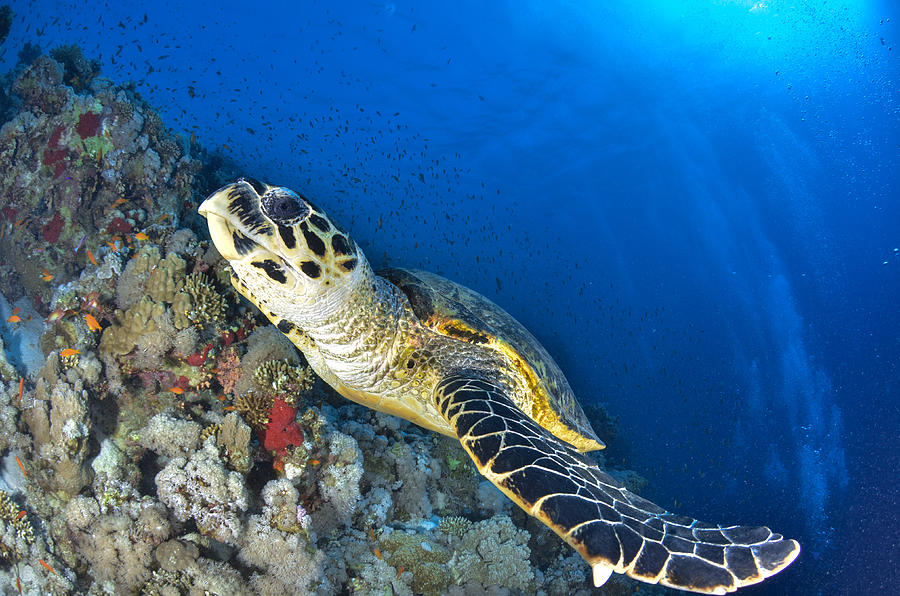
top-left (380, 268), bottom-right (604, 452)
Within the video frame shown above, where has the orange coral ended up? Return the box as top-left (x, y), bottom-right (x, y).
top-left (215, 347), bottom-right (242, 394)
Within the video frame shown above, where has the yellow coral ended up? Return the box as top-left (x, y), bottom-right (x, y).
top-left (0, 490), bottom-right (34, 561)
top-left (183, 272), bottom-right (227, 326)
top-left (254, 359), bottom-right (314, 402)
top-left (147, 252), bottom-right (186, 303)
top-left (99, 296), bottom-right (165, 357)
top-left (234, 392), bottom-right (274, 429)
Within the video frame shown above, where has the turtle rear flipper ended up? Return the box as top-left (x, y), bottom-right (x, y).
top-left (435, 375), bottom-right (800, 594)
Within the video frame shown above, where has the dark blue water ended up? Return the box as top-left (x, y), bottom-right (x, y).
top-left (6, 1), bottom-right (898, 593)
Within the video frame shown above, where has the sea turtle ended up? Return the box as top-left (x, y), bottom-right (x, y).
top-left (198, 179), bottom-right (800, 593)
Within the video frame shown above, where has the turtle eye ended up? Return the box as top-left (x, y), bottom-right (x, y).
top-left (261, 188), bottom-right (310, 223)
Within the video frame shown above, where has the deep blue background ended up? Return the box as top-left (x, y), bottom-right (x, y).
top-left (5, 1), bottom-right (899, 594)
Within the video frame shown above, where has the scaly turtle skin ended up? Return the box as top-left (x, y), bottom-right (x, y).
top-left (199, 179), bottom-right (800, 594)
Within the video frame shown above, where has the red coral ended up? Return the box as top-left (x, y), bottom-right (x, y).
top-left (106, 217), bottom-right (132, 235)
top-left (48, 125), bottom-right (65, 148)
top-left (42, 147), bottom-right (66, 166)
top-left (262, 398), bottom-right (304, 454)
top-left (1, 207), bottom-right (15, 222)
top-left (76, 111), bottom-right (101, 139)
top-left (42, 212), bottom-right (65, 243)
top-left (186, 344), bottom-right (213, 367)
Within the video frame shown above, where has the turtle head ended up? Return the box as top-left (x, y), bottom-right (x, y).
top-left (198, 178), bottom-right (369, 324)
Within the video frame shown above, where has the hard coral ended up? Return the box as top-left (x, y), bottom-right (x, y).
top-left (0, 490), bottom-right (35, 561)
top-left (182, 271), bottom-right (227, 326)
top-left (254, 358), bottom-right (314, 399)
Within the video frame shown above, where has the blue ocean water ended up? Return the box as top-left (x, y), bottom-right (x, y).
top-left (4, 1), bottom-right (898, 594)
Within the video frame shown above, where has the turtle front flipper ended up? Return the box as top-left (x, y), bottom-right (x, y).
top-left (434, 375), bottom-right (800, 594)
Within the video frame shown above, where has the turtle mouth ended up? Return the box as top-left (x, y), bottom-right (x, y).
top-left (198, 181), bottom-right (273, 262)
top-left (199, 208), bottom-right (241, 261)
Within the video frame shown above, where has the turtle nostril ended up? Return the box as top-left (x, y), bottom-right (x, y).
top-left (238, 177), bottom-right (267, 196)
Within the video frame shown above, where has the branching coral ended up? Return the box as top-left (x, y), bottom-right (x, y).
top-left (447, 515), bottom-right (535, 591)
top-left (438, 516), bottom-right (473, 539)
top-left (182, 271), bottom-right (227, 327)
top-left (0, 490), bottom-right (34, 562)
top-left (254, 359), bottom-right (314, 399)
top-left (234, 392), bottom-right (274, 429)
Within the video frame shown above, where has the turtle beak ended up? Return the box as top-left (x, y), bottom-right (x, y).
top-left (199, 186), bottom-right (241, 261)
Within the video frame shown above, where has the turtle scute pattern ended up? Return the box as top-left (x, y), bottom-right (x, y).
top-left (435, 376), bottom-right (800, 594)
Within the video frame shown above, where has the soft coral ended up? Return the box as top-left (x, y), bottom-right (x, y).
top-left (262, 398), bottom-right (304, 454)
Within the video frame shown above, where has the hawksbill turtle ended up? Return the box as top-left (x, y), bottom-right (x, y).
top-left (198, 179), bottom-right (799, 593)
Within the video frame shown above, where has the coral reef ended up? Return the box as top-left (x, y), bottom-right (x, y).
top-left (0, 49), bottom-right (201, 309)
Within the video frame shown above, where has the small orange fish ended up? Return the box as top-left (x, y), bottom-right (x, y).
top-left (15, 455), bottom-right (26, 477)
top-left (38, 559), bottom-right (56, 575)
top-left (60, 348), bottom-right (80, 357)
top-left (110, 197), bottom-right (128, 209)
top-left (223, 405), bottom-right (236, 411)
top-left (217, 394), bottom-right (227, 402)
top-left (106, 241), bottom-right (119, 252)
top-left (15, 510), bottom-right (26, 520)
top-left (46, 308), bottom-right (68, 323)
top-left (11, 307), bottom-right (19, 315)
top-left (134, 232), bottom-right (149, 241)
top-left (397, 566), bottom-right (404, 579)
top-left (87, 249), bottom-right (98, 266)
top-left (157, 213), bottom-right (172, 222)
top-left (374, 547), bottom-right (382, 560)
top-left (308, 459), bottom-right (320, 466)
top-left (41, 268), bottom-right (53, 282)
top-left (168, 387), bottom-right (185, 395)
top-left (6, 314), bottom-right (20, 324)
top-left (17, 377), bottom-right (23, 405)
top-left (84, 313), bottom-right (102, 332)
top-left (14, 218), bottom-right (24, 227)
top-left (369, 527), bottom-right (375, 541)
